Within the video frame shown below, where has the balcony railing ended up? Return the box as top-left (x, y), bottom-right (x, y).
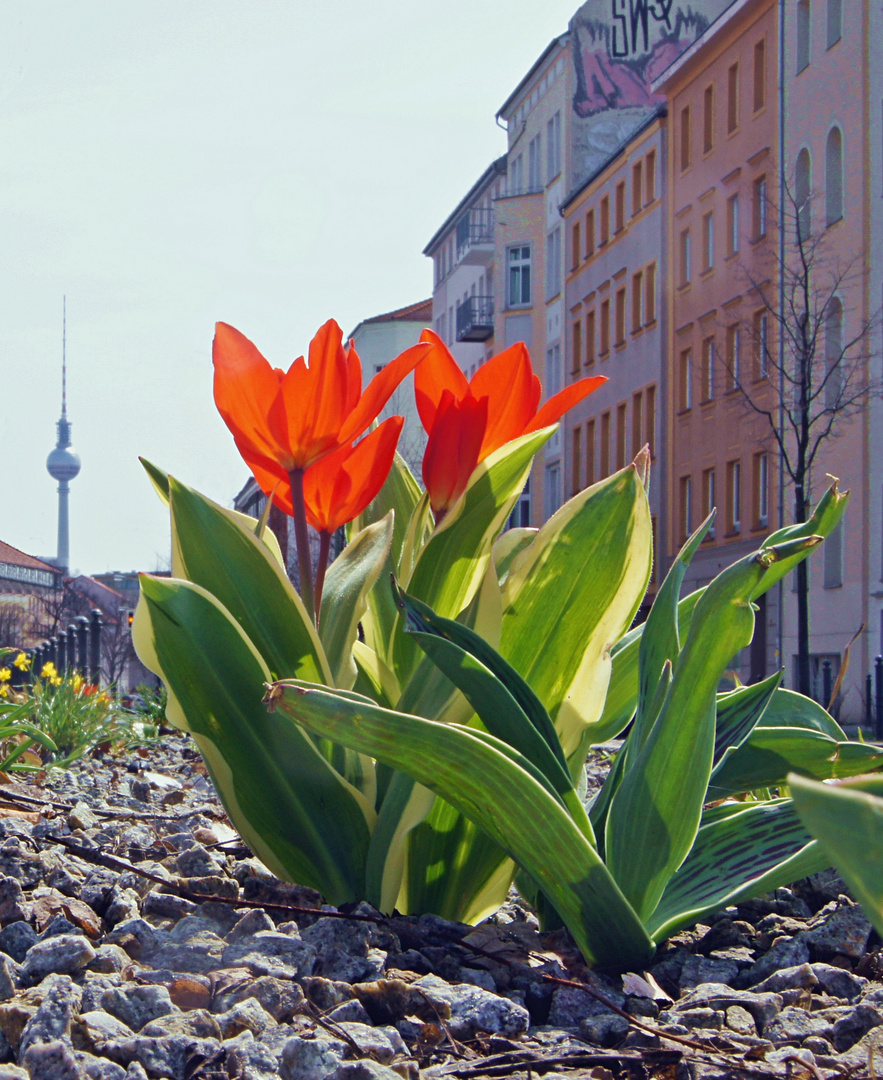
top-left (456, 295), bottom-right (494, 342)
top-left (456, 208), bottom-right (494, 264)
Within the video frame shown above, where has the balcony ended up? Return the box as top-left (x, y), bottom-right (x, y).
top-left (456, 295), bottom-right (494, 342)
top-left (456, 208), bottom-right (494, 265)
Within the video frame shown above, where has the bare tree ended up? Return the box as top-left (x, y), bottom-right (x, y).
top-left (721, 179), bottom-right (881, 696)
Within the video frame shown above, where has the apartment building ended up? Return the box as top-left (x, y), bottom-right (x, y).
top-left (780, 0), bottom-right (881, 711)
top-left (493, 35), bottom-right (571, 523)
top-left (423, 158), bottom-right (507, 376)
top-left (654, 0), bottom-right (779, 683)
top-left (561, 107), bottom-right (668, 603)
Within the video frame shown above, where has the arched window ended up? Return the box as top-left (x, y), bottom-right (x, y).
top-left (825, 127), bottom-right (843, 225)
top-left (795, 148), bottom-right (812, 242)
top-left (825, 297), bottom-right (842, 408)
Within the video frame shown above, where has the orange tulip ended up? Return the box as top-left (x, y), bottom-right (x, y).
top-left (213, 319), bottom-right (428, 478)
top-left (415, 330), bottom-right (606, 516)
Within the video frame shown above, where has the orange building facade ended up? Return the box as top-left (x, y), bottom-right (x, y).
top-left (655, 0), bottom-right (779, 681)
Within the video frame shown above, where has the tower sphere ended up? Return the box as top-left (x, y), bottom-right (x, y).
top-left (46, 444), bottom-right (81, 482)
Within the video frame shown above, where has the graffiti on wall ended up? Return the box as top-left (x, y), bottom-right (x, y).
top-left (570, 0), bottom-right (732, 183)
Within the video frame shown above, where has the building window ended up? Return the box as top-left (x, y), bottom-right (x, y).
top-left (571, 426), bottom-right (582, 496)
top-left (755, 452), bottom-right (769, 527)
top-left (646, 384), bottom-right (656, 457)
top-left (509, 154), bottom-right (524, 196)
top-left (726, 325), bottom-right (741, 390)
top-left (546, 342), bottom-right (562, 398)
top-left (827, 0), bottom-right (841, 47)
top-left (754, 310), bottom-right (769, 378)
top-left (644, 262), bottom-right (656, 323)
top-left (615, 181), bottom-right (626, 232)
top-left (508, 245), bottom-right (531, 306)
top-left (585, 209), bottom-right (595, 256)
top-left (726, 194), bottom-right (740, 254)
top-left (586, 418), bottom-right (596, 485)
top-left (571, 317), bottom-right (582, 375)
top-left (547, 112), bottom-right (562, 180)
top-left (753, 39), bottom-right (766, 112)
top-left (680, 476), bottom-right (693, 541)
top-left (701, 336), bottom-right (715, 401)
top-left (614, 286), bottom-right (626, 345)
top-left (600, 195), bottom-right (610, 245)
top-left (680, 105), bottom-right (691, 171)
top-left (703, 84), bottom-right (714, 153)
top-left (727, 62), bottom-right (739, 133)
top-left (616, 401), bottom-right (627, 469)
top-left (679, 348), bottom-right (693, 410)
top-left (546, 228), bottom-right (562, 299)
top-left (600, 410), bottom-right (611, 477)
top-left (632, 161), bottom-right (643, 215)
top-left (571, 221), bottom-right (581, 270)
top-left (679, 228), bottom-right (691, 285)
top-left (797, 0), bottom-right (811, 72)
top-left (824, 520), bottom-right (843, 587)
top-left (631, 391), bottom-right (643, 457)
top-left (600, 297), bottom-right (610, 355)
top-left (753, 176), bottom-right (768, 238)
top-left (704, 468), bottom-right (716, 538)
top-left (631, 270), bottom-right (643, 332)
top-left (825, 297), bottom-right (843, 407)
top-left (796, 148), bottom-right (812, 241)
top-left (825, 127), bottom-right (843, 225)
top-left (728, 460), bottom-right (742, 533)
top-left (645, 149), bottom-right (656, 202)
top-left (545, 463), bottom-right (562, 518)
top-left (702, 211), bottom-right (714, 271)
top-left (586, 309), bottom-right (596, 366)
top-left (528, 133), bottom-right (542, 191)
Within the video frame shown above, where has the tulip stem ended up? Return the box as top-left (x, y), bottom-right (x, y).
top-left (314, 531), bottom-right (332, 622)
top-left (288, 468), bottom-right (315, 624)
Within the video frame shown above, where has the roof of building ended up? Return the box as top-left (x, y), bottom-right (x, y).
top-left (560, 104), bottom-right (668, 212)
top-left (357, 299), bottom-right (433, 326)
top-left (0, 541), bottom-right (59, 575)
top-left (422, 157), bottom-right (508, 256)
top-left (496, 34), bottom-right (570, 121)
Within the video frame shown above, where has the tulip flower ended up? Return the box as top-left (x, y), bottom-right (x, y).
top-left (213, 319), bottom-right (428, 621)
top-left (415, 330), bottom-right (606, 518)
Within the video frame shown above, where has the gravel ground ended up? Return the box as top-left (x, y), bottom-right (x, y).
top-left (0, 734), bottom-right (875, 1080)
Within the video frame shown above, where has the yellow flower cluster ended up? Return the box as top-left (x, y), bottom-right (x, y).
top-left (13, 653), bottom-right (30, 671)
top-left (40, 662), bottom-right (63, 687)
top-left (0, 669), bottom-right (10, 683)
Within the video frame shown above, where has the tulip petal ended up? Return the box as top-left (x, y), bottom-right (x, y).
top-left (304, 418), bottom-right (405, 534)
top-left (213, 323), bottom-right (287, 464)
top-left (413, 330), bottom-right (470, 436)
top-left (470, 343), bottom-right (542, 460)
top-left (526, 375), bottom-right (607, 434)
top-left (236, 439), bottom-right (295, 517)
top-left (422, 392), bottom-right (488, 517)
top-left (339, 341), bottom-right (431, 446)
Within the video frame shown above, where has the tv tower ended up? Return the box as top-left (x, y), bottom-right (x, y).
top-left (45, 298), bottom-right (81, 575)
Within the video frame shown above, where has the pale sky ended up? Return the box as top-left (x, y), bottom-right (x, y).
top-left (0, 1), bottom-right (577, 575)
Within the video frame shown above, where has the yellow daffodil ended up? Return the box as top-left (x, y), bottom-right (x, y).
top-left (0, 669), bottom-right (10, 683)
top-left (41, 662), bottom-right (58, 679)
top-left (0, 685), bottom-right (7, 699)
top-left (13, 653), bottom-right (30, 671)
top-left (71, 673), bottom-right (83, 693)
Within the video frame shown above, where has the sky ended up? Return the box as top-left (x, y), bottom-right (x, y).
top-left (0, 1), bottom-right (579, 575)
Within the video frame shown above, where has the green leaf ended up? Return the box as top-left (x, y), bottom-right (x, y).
top-left (133, 576), bottom-right (374, 905)
top-left (790, 772), bottom-right (883, 938)
top-left (500, 464), bottom-right (652, 769)
top-left (713, 672), bottom-right (783, 768)
top-left (139, 457), bottom-right (171, 504)
top-left (396, 429), bottom-right (551, 681)
top-left (168, 477), bottom-right (330, 685)
top-left (351, 452), bottom-right (424, 667)
top-left (493, 528), bottom-right (537, 585)
top-left (605, 548), bottom-right (770, 920)
top-left (269, 680), bottom-right (654, 970)
top-left (648, 799), bottom-right (827, 940)
top-left (708, 728), bottom-right (883, 797)
top-left (757, 480), bottom-right (849, 596)
top-left (758, 688), bottom-right (846, 739)
top-left (320, 514), bottom-right (394, 690)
